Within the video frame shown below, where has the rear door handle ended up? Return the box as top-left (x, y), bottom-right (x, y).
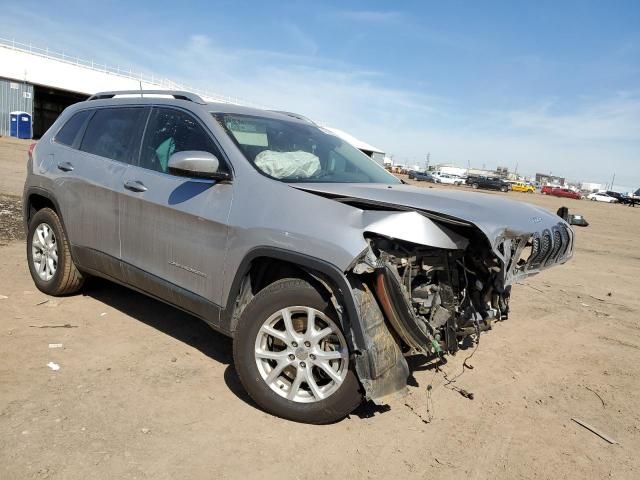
top-left (57, 161), bottom-right (74, 172)
top-left (124, 180), bottom-right (148, 192)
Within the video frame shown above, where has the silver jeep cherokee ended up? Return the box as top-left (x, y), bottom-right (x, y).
top-left (23, 90), bottom-right (574, 424)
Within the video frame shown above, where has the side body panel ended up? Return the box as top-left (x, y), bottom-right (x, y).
top-left (34, 139), bottom-right (126, 263)
top-left (218, 175), bottom-right (370, 310)
top-left (119, 166), bottom-right (233, 312)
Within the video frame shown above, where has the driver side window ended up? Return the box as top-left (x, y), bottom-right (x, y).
top-left (140, 107), bottom-right (225, 174)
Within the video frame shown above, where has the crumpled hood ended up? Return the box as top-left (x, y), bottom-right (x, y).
top-left (293, 182), bottom-right (567, 247)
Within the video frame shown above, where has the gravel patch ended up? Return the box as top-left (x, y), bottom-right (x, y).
top-left (0, 194), bottom-right (24, 243)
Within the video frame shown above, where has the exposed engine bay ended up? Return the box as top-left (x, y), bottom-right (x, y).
top-left (348, 214), bottom-right (573, 393)
top-left (355, 236), bottom-right (511, 356)
top-left (293, 184), bottom-right (575, 402)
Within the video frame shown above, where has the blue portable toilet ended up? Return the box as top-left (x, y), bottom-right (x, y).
top-left (10, 111), bottom-right (32, 139)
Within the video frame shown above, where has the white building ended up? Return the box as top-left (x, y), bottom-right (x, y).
top-left (0, 38), bottom-right (258, 137)
top-left (321, 126), bottom-right (386, 165)
top-left (581, 182), bottom-right (604, 192)
top-left (1, 38), bottom-right (379, 153)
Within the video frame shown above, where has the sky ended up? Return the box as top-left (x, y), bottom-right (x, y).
top-left (1, 0), bottom-right (639, 190)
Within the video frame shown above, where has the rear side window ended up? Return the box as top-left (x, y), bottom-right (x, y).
top-left (80, 107), bottom-right (146, 163)
top-left (55, 110), bottom-right (91, 147)
top-left (139, 107), bottom-right (225, 173)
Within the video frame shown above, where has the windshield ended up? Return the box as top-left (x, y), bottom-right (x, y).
top-left (216, 113), bottom-right (399, 184)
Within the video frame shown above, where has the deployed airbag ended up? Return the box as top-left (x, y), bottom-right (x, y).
top-left (255, 150), bottom-right (320, 179)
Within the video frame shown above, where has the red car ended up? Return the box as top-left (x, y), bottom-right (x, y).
top-left (541, 186), bottom-right (582, 199)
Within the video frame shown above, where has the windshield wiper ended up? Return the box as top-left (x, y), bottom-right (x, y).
top-left (309, 171), bottom-right (334, 180)
top-left (282, 172), bottom-right (334, 183)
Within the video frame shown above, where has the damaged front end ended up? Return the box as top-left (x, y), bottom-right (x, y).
top-left (347, 209), bottom-right (575, 403)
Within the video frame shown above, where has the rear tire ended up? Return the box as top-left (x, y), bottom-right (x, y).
top-left (233, 278), bottom-right (362, 424)
top-left (26, 208), bottom-right (84, 296)
top-left (500, 186), bottom-right (508, 192)
top-left (472, 183), bottom-right (479, 189)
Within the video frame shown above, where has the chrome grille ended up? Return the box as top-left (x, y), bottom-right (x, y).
top-left (545, 228), bottom-right (563, 265)
top-left (529, 235), bottom-right (540, 263)
top-left (558, 224), bottom-right (571, 259)
top-left (540, 230), bottom-right (552, 262)
top-left (526, 223), bottom-right (573, 270)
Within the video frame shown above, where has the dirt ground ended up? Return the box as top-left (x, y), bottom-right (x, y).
top-left (0, 136), bottom-right (30, 197)
top-left (1, 136), bottom-right (639, 479)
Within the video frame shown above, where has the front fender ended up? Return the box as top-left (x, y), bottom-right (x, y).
top-left (220, 247), bottom-right (410, 403)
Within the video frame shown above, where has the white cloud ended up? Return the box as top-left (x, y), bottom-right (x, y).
top-left (281, 23), bottom-right (319, 55)
top-left (168, 35), bottom-right (446, 123)
top-left (506, 94), bottom-right (640, 141)
top-left (2, 2), bottom-right (638, 187)
top-left (162, 34), bottom-right (639, 185)
top-left (335, 10), bottom-right (404, 23)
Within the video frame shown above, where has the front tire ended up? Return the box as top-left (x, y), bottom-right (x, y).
top-left (27, 208), bottom-right (84, 296)
top-left (472, 183), bottom-right (479, 189)
top-left (233, 278), bottom-right (362, 424)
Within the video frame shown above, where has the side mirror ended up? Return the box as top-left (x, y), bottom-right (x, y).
top-left (167, 151), bottom-right (230, 180)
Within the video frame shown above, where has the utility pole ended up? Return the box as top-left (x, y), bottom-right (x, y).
top-left (426, 152), bottom-right (430, 171)
top-left (610, 172), bottom-right (616, 191)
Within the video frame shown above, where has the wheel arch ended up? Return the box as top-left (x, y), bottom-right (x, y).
top-left (221, 247), bottom-right (410, 403)
top-left (24, 187), bottom-right (78, 266)
top-left (24, 187), bottom-right (63, 228)
top-left (220, 247), bottom-right (365, 349)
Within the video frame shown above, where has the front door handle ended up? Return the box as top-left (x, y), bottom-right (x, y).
top-left (124, 180), bottom-right (148, 192)
top-left (57, 161), bottom-right (74, 172)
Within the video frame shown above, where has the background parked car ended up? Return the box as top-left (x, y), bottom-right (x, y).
top-left (587, 192), bottom-right (618, 203)
top-left (605, 190), bottom-right (631, 205)
top-left (467, 175), bottom-right (510, 192)
top-left (413, 171), bottom-right (435, 182)
top-left (511, 182), bottom-right (535, 193)
top-left (432, 172), bottom-right (463, 185)
top-left (541, 186), bottom-right (583, 199)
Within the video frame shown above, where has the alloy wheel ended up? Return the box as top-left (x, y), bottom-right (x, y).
top-left (31, 223), bottom-right (58, 281)
top-left (254, 306), bottom-right (349, 403)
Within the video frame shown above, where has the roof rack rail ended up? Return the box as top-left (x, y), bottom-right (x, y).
top-left (87, 90), bottom-right (207, 104)
top-left (269, 110), bottom-right (316, 124)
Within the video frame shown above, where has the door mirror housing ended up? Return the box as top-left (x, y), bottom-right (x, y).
top-left (167, 151), bottom-right (230, 180)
